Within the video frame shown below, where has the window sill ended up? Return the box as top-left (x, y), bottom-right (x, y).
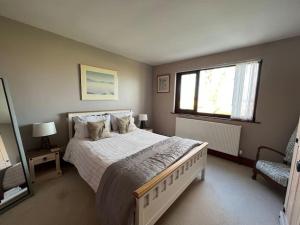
top-left (171, 112), bottom-right (261, 124)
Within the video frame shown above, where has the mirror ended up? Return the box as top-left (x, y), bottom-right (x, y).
top-left (0, 77), bottom-right (32, 212)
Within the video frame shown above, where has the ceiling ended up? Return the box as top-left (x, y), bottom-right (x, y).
top-left (0, 0), bottom-right (300, 65)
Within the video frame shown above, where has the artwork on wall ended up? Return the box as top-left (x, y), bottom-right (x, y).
top-left (80, 64), bottom-right (118, 100)
top-left (157, 74), bottom-right (170, 93)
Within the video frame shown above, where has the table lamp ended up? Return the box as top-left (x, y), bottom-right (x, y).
top-left (139, 114), bottom-right (148, 129)
top-left (32, 122), bottom-right (57, 149)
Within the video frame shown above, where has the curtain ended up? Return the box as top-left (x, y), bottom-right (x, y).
top-left (231, 61), bottom-right (259, 121)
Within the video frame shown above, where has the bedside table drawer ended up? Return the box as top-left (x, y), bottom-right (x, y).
top-left (31, 153), bottom-right (55, 165)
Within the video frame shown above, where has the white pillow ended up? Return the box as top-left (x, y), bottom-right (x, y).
top-left (110, 111), bottom-right (133, 131)
top-left (74, 114), bottom-right (110, 138)
top-left (128, 117), bottom-right (137, 132)
top-left (100, 119), bottom-right (112, 138)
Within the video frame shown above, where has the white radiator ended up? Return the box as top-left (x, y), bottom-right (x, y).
top-left (175, 117), bottom-right (241, 156)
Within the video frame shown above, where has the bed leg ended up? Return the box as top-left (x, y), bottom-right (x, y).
top-left (200, 168), bottom-right (206, 181)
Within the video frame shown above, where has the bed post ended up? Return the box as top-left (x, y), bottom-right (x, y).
top-left (200, 168), bottom-right (206, 180)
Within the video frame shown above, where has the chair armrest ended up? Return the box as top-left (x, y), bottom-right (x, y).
top-left (255, 146), bottom-right (285, 163)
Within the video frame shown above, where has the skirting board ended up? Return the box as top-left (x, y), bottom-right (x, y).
top-left (208, 148), bottom-right (255, 168)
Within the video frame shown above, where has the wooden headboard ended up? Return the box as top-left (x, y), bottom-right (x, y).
top-left (67, 109), bottom-right (132, 140)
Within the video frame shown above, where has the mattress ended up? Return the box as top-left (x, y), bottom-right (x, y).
top-left (63, 129), bottom-right (167, 192)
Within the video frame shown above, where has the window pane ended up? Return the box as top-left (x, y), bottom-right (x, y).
top-left (179, 73), bottom-right (196, 110)
top-left (197, 67), bottom-right (235, 115)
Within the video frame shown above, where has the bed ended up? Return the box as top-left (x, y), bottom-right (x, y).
top-left (64, 109), bottom-right (208, 225)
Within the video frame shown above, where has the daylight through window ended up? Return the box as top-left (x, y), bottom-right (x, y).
top-left (175, 61), bottom-right (261, 121)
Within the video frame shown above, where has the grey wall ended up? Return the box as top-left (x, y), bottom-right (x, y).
top-left (1, 15), bottom-right (299, 161)
top-left (153, 37), bottom-right (300, 160)
top-left (0, 17), bottom-right (153, 150)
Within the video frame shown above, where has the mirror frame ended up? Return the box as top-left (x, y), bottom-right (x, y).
top-left (0, 77), bottom-right (33, 213)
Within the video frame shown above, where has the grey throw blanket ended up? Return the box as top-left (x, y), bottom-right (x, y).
top-left (96, 136), bottom-right (202, 225)
top-left (0, 167), bottom-right (9, 201)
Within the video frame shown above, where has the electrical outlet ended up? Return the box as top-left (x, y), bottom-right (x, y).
top-left (239, 150), bottom-right (243, 155)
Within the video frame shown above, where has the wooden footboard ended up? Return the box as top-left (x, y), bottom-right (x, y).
top-left (133, 142), bottom-right (208, 225)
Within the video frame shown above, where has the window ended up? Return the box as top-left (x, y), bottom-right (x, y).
top-left (175, 61), bottom-right (261, 121)
top-left (0, 135), bottom-right (11, 170)
top-left (179, 73), bottom-right (196, 110)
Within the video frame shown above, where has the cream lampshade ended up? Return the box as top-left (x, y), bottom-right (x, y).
top-left (138, 114), bottom-right (148, 129)
top-left (138, 114), bottom-right (148, 121)
top-left (32, 122), bottom-right (57, 149)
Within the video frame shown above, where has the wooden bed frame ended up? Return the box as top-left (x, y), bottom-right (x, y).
top-left (67, 109), bottom-right (208, 225)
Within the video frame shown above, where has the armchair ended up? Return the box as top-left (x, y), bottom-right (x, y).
top-left (252, 128), bottom-right (297, 189)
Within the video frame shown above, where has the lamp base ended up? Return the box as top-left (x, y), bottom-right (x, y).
top-left (41, 136), bottom-right (52, 150)
top-left (140, 121), bottom-right (147, 129)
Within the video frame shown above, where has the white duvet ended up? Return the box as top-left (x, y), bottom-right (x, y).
top-left (63, 129), bottom-right (167, 192)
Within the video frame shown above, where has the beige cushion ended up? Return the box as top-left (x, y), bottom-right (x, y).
top-left (110, 112), bottom-right (133, 131)
top-left (74, 114), bottom-right (111, 138)
top-left (116, 116), bottom-right (137, 134)
top-left (87, 120), bottom-right (111, 141)
top-left (117, 116), bottom-right (130, 134)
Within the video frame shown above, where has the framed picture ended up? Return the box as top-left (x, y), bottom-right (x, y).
top-left (157, 74), bottom-right (170, 93)
top-left (80, 64), bottom-right (118, 100)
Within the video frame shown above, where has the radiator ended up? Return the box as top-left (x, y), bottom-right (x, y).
top-left (175, 117), bottom-right (241, 156)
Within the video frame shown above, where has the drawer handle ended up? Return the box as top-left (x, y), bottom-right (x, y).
top-left (43, 157), bottom-right (47, 161)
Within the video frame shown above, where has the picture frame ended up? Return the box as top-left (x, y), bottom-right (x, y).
top-left (80, 64), bottom-right (118, 100)
top-left (157, 74), bottom-right (170, 93)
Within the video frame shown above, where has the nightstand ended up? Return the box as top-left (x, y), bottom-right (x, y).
top-left (142, 128), bottom-right (153, 133)
top-left (26, 147), bottom-right (62, 183)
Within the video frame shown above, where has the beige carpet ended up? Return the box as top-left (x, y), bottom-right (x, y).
top-left (0, 156), bottom-right (284, 225)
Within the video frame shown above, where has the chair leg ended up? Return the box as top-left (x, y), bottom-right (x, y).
top-left (252, 168), bottom-right (257, 180)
